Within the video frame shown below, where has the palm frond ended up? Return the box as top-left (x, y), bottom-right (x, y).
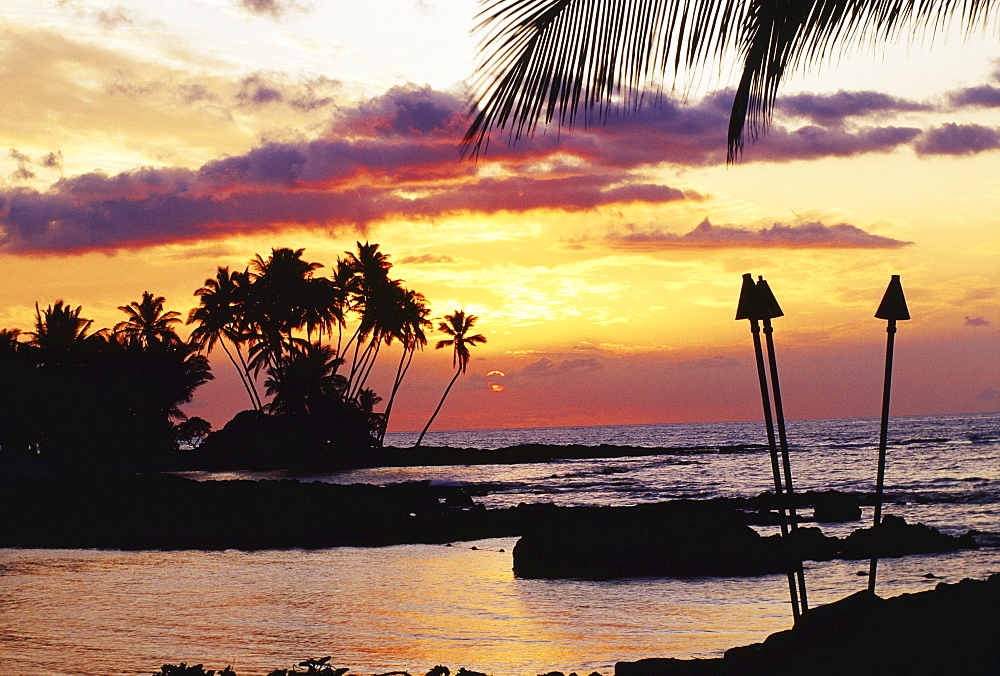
top-left (465, 0), bottom-right (997, 161)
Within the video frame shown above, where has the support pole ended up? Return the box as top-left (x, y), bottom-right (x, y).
top-left (757, 277), bottom-right (808, 612)
top-left (736, 273), bottom-right (801, 619)
top-left (868, 275), bottom-right (910, 593)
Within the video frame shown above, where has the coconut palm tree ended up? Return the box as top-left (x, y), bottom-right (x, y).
top-left (27, 300), bottom-right (99, 362)
top-left (247, 247), bottom-right (324, 373)
top-left (378, 288), bottom-right (431, 444)
top-left (188, 267), bottom-right (261, 409)
top-left (465, 0), bottom-right (997, 160)
top-left (114, 291), bottom-right (182, 348)
top-left (415, 310), bottom-right (487, 447)
top-left (341, 242), bottom-right (393, 386)
top-left (263, 342), bottom-right (347, 418)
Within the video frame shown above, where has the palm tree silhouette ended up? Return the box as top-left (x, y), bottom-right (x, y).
top-left (415, 310), bottom-right (487, 447)
top-left (188, 267), bottom-right (261, 409)
top-left (465, 1), bottom-right (996, 160)
top-left (246, 247), bottom-right (324, 373)
top-left (378, 288), bottom-right (431, 444)
top-left (28, 300), bottom-right (99, 362)
top-left (114, 291), bottom-right (182, 348)
top-left (264, 342), bottom-right (347, 418)
top-left (342, 242), bottom-right (394, 391)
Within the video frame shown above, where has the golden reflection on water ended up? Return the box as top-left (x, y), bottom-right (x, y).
top-left (3, 541), bottom-right (987, 676)
top-left (0, 540), bottom-right (799, 676)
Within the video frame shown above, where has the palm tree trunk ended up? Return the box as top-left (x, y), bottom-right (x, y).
top-left (378, 345), bottom-right (411, 445)
top-left (220, 339), bottom-right (259, 410)
top-left (352, 339), bottom-right (382, 401)
top-left (415, 368), bottom-right (460, 447)
top-left (232, 340), bottom-right (262, 409)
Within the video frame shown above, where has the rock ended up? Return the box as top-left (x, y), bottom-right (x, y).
top-left (513, 502), bottom-right (790, 579)
top-left (838, 514), bottom-right (978, 559)
top-left (513, 507), bottom-right (977, 580)
top-left (812, 492), bottom-right (862, 522)
top-left (614, 657), bottom-right (727, 675)
top-left (617, 574), bottom-right (1000, 675)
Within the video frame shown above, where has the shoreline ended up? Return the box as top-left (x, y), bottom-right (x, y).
top-left (0, 474), bottom-right (980, 564)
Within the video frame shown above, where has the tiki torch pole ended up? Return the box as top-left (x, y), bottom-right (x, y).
top-left (757, 276), bottom-right (808, 612)
top-left (736, 273), bottom-right (801, 619)
top-left (868, 275), bottom-right (910, 593)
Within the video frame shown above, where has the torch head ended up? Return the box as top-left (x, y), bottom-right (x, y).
top-left (875, 275), bottom-right (910, 321)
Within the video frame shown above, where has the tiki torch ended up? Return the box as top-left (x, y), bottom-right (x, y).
top-left (736, 273), bottom-right (802, 619)
top-left (868, 275), bottom-right (910, 593)
top-left (756, 275), bottom-right (808, 612)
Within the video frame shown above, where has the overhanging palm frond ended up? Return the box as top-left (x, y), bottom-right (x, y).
top-left (729, 0), bottom-right (996, 160)
top-left (465, 0), bottom-right (997, 161)
top-left (466, 0), bottom-right (742, 154)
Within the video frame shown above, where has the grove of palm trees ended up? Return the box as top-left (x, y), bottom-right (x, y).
top-left (0, 243), bottom-right (481, 471)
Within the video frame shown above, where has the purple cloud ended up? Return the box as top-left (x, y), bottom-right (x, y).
top-left (522, 357), bottom-right (604, 378)
top-left (778, 90), bottom-right (931, 125)
top-left (606, 219), bottom-right (912, 250)
top-left (915, 123), bottom-right (1000, 155)
top-left (948, 84), bottom-right (1000, 108)
top-left (965, 316), bottom-right (991, 327)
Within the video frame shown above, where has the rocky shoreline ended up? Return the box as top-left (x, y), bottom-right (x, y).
top-left (616, 574), bottom-right (1000, 675)
top-left (0, 474), bottom-right (980, 576)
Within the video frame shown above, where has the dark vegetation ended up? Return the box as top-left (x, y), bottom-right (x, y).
top-left (0, 243), bottom-right (484, 472)
top-left (150, 661), bottom-right (504, 676)
top-left (0, 296), bottom-right (211, 468)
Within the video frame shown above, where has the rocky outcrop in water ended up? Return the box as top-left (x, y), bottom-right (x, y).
top-left (511, 504), bottom-right (977, 579)
top-left (0, 474), bottom-right (978, 566)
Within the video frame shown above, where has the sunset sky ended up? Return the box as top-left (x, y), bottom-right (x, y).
top-left (2, 0), bottom-right (997, 433)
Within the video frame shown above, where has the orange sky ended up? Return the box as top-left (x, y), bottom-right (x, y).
top-left (1, 1), bottom-right (997, 432)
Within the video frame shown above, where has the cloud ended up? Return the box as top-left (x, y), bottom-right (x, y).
top-left (964, 316), bottom-right (991, 327)
top-left (746, 125), bottom-right (921, 161)
top-left (95, 5), bottom-right (133, 29)
top-left (2, 69), bottom-right (994, 255)
top-left (778, 90), bottom-right (931, 125)
top-left (398, 253), bottom-right (457, 265)
top-left (521, 357), bottom-right (604, 378)
top-left (605, 219), bottom-right (912, 251)
top-left (974, 387), bottom-right (998, 401)
top-left (675, 356), bottom-right (741, 369)
top-left (914, 124), bottom-right (1000, 156)
top-left (948, 84), bottom-right (1000, 109)
top-left (233, 0), bottom-right (308, 17)
top-left (232, 74), bottom-right (340, 111)
top-left (0, 84), bottom-right (706, 254)
top-left (7, 149), bottom-right (62, 183)
top-left (477, 88), bottom-right (929, 166)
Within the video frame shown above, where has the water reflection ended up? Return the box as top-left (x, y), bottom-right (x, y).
top-left (3, 541), bottom-right (992, 676)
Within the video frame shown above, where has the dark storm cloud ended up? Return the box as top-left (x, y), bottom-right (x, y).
top-left (914, 123), bottom-right (1000, 156)
top-left (605, 219), bottom-right (912, 251)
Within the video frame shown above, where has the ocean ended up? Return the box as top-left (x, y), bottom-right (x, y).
top-left (1, 413), bottom-right (997, 675)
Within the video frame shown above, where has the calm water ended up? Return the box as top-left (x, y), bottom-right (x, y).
top-left (1, 413), bottom-right (998, 676)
